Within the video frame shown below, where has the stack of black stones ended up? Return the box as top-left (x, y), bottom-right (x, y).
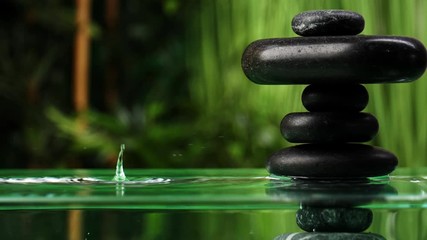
top-left (242, 10), bottom-right (427, 180)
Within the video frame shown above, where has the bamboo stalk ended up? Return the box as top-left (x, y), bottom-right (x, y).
top-left (73, 0), bottom-right (91, 115)
top-left (67, 1), bottom-right (91, 238)
top-left (105, 0), bottom-right (119, 110)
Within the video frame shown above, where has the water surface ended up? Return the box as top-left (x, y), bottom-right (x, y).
top-left (0, 168), bottom-right (425, 210)
top-left (0, 168), bottom-right (426, 239)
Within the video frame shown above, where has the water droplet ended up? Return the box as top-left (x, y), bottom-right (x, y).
top-left (113, 144), bottom-right (127, 182)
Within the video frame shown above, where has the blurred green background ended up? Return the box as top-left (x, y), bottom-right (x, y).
top-left (1, 0), bottom-right (426, 169)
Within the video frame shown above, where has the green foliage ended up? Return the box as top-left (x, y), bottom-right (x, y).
top-left (1, 0), bottom-right (427, 168)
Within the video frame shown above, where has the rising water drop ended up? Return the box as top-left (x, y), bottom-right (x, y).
top-left (113, 144), bottom-right (127, 181)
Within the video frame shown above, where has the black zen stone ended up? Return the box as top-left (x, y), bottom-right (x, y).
top-left (241, 36), bottom-right (427, 84)
top-left (281, 112), bottom-right (378, 143)
top-left (296, 207), bottom-right (372, 232)
top-left (302, 84), bottom-right (369, 112)
top-left (267, 144), bottom-right (398, 178)
top-left (292, 10), bottom-right (365, 36)
top-left (274, 232), bottom-right (386, 240)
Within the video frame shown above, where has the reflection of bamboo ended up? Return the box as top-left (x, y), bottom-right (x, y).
top-left (68, 210), bottom-right (83, 240)
top-left (73, 0), bottom-right (91, 117)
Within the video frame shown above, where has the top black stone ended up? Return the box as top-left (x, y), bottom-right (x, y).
top-left (292, 10), bottom-right (365, 36)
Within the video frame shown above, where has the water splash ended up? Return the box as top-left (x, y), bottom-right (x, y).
top-left (113, 144), bottom-right (127, 182)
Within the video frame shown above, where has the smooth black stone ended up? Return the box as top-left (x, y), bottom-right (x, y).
top-left (274, 232), bottom-right (386, 240)
top-left (267, 144), bottom-right (398, 178)
top-left (241, 36), bottom-right (427, 84)
top-left (302, 84), bottom-right (369, 112)
top-left (281, 112), bottom-right (378, 143)
top-left (292, 10), bottom-right (365, 36)
top-left (296, 207), bottom-right (372, 232)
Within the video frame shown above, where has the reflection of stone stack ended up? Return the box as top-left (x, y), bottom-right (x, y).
top-left (267, 177), bottom-right (397, 239)
top-left (242, 10), bottom-right (427, 179)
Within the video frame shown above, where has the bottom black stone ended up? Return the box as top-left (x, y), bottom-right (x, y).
top-left (296, 207), bottom-right (372, 232)
top-left (267, 144), bottom-right (398, 178)
top-left (274, 232), bottom-right (386, 240)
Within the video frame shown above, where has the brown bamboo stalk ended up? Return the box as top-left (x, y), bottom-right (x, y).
top-left (73, 0), bottom-right (92, 115)
top-left (105, 0), bottom-right (119, 110)
top-left (68, 1), bottom-right (91, 237)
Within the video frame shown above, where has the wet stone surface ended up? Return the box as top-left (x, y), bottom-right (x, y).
top-left (302, 84), bottom-right (369, 112)
top-left (241, 36), bottom-right (427, 85)
top-left (281, 112), bottom-right (379, 143)
top-left (267, 144), bottom-right (398, 178)
top-left (274, 232), bottom-right (386, 240)
top-left (296, 207), bottom-right (373, 232)
top-left (292, 10), bottom-right (365, 36)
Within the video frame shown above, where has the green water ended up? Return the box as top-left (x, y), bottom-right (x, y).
top-left (1, 208), bottom-right (426, 240)
top-left (0, 168), bottom-right (426, 239)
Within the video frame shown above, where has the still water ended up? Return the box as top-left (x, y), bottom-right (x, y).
top-left (0, 169), bottom-right (425, 240)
